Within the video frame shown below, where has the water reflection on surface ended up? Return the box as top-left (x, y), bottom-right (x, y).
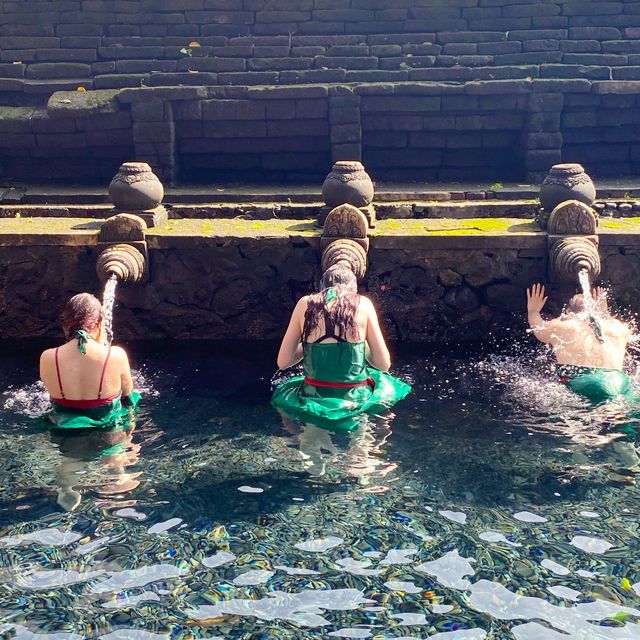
top-left (0, 343), bottom-right (638, 639)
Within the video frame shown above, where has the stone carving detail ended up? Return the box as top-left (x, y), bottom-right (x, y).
top-left (98, 213), bottom-right (147, 243)
top-left (96, 243), bottom-right (146, 284)
top-left (547, 200), bottom-right (598, 236)
top-left (321, 239), bottom-right (367, 281)
top-left (540, 163), bottom-right (596, 212)
top-left (321, 203), bottom-right (369, 251)
top-left (549, 236), bottom-right (601, 282)
top-left (109, 162), bottom-right (164, 212)
top-left (322, 161), bottom-right (374, 208)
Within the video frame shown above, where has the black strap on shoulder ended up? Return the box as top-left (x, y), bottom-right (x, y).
top-left (313, 307), bottom-right (348, 343)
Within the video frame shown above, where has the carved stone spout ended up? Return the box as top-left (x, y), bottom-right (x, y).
top-left (96, 243), bottom-right (146, 284)
top-left (549, 236), bottom-right (601, 282)
top-left (96, 213), bottom-right (148, 284)
top-left (321, 239), bottom-right (368, 281)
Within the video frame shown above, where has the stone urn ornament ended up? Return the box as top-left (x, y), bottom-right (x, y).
top-left (109, 162), bottom-right (164, 212)
top-left (322, 161), bottom-right (374, 208)
top-left (539, 163), bottom-right (596, 213)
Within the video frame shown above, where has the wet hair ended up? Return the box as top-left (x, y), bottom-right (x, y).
top-left (61, 293), bottom-right (103, 339)
top-left (566, 294), bottom-right (586, 315)
top-left (302, 266), bottom-right (360, 342)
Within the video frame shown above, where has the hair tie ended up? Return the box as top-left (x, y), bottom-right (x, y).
top-left (324, 287), bottom-right (337, 304)
top-left (75, 329), bottom-right (93, 354)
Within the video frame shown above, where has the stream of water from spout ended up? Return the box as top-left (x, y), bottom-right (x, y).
top-left (102, 273), bottom-right (118, 346)
top-left (578, 268), bottom-right (595, 313)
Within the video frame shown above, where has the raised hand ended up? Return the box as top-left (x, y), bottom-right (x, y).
top-left (527, 283), bottom-right (548, 314)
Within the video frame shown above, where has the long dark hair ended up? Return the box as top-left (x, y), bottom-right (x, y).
top-left (61, 293), bottom-right (103, 339)
top-left (302, 266), bottom-right (360, 342)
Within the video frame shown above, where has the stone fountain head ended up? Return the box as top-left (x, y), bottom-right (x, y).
top-left (96, 213), bottom-right (148, 284)
top-left (546, 200), bottom-right (601, 283)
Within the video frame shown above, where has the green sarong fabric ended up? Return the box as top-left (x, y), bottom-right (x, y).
top-left (47, 391), bottom-right (141, 431)
top-left (557, 365), bottom-right (633, 404)
top-left (271, 341), bottom-right (411, 431)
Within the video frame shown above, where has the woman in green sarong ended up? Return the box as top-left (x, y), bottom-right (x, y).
top-left (39, 293), bottom-right (140, 431)
top-left (272, 266), bottom-right (411, 430)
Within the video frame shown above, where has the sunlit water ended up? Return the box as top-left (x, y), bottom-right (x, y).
top-left (0, 341), bottom-right (639, 639)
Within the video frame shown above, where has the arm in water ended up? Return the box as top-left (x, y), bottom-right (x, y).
top-left (277, 297), bottom-right (306, 370)
top-left (361, 296), bottom-right (391, 372)
top-left (527, 283), bottom-right (575, 345)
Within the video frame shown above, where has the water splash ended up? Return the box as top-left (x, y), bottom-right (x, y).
top-left (102, 273), bottom-right (118, 346)
top-left (578, 268), bottom-right (595, 313)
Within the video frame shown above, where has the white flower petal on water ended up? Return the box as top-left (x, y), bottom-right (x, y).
top-left (390, 613), bottom-right (428, 625)
top-left (547, 585), bottom-right (581, 601)
top-left (541, 559), bottom-right (570, 576)
top-left (513, 511), bottom-right (547, 523)
top-left (439, 510), bottom-right (467, 524)
top-left (232, 569), bottom-right (274, 586)
top-left (328, 629), bottom-right (371, 638)
top-left (570, 536), bottom-right (613, 554)
top-left (415, 549), bottom-right (475, 590)
top-left (578, 510), bottom-right (599, 519)
top-left (384, 580), bottom-right (422, 594)
top-left (380, 548), bottom-right (417, 565)
top-left (237, 486), bottom-right (264, 493)
top-left (202, 551), bottom-right (236, 568)
top-left (478, 531), bottom-right (521, 547)
top-left (295, 536), bottom-right (343, 552)
top-left (148, 518), bottom-right (182, 535)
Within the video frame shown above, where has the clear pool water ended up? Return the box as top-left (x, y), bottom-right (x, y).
top-left (0, 341), bottom-right (639, 640)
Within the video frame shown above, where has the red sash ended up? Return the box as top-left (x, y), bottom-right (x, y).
top-left (304, 377), bottom-right (375, 390)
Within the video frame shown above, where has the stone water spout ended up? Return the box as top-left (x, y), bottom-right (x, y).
top-left (96, 213), bottom-right (148, 284)
top-left (547, 200), bottom-right (601, 283)
top-left (321, 204), bottom-right (370, 280)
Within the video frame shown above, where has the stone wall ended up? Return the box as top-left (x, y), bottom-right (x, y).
top-left (1, 233), bottom-right (639, 342)
top-left (1, 0), bottom-right (640, 183)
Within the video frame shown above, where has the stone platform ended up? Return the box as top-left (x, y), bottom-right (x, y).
top-left (2, 216), bottom-right (640, 342)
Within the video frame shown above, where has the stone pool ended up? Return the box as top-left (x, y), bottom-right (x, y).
top-left (0, 342), bottom-right (638, 639)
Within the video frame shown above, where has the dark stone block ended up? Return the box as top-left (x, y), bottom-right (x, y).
top-left (564, 52), bottom-right (628, 65)
top-left (569, 27), bottom-right (621, 39)
top-left (116, 60), bottom-right (178, 73)
top-left (26, 62), bottom-right (92, 79)
top-left (529, 92), bottom-right (564, 111)
top-left (562, 111), bottom-right (597, 128)
top-left (313, 56), bottom-right (378, 70)
top-left (279, 69), bottom-right (346, 83)
top-left (477, 41), bottom-right (521, 55)
top-left (75, 112), bottom-right (132, 130)
top-left (265, 100), bottom-right (295, 119)
top-left (0, 63), bottom-right (26, 78)
top-left (330, 106), bottom-right (359, 125)
top-left (523, 39), bottom-right (560, 52)
top-left (331, 123), bottom-right (360, 144)
top-left (526, 132), bottom-right (563, 150)
top-left (204, 120), bottom-right (266, 137)
top-left (0, 36), bottom-right (60, 49)
top-left (560, 39), bottom-right (601, 53)
top-left (131, 100), bottom-right (169, 122)
top-left (247, 85), bottom-right (328, 99)
top-left (95, 74), bottom-right (149, 89)
top-left (494, 51), bottom-right (563, 64)
top-left (361, 96), bottom-right (441, 112)
top-left (249, 57), bottom-right (313, 71)
top-left (503, 3), bottom-right (561, 18)
top-left (540, 64), bottom-right (611, 79)
top-left (612, 66), bottom-right (640, 80)
top-left (92, 61), bottom-right (116, 74)
top-left (36, 132), bottom-right (87, 147)
top-left (146, 71), bottom-right (219, 85)
top-left (465, 79), bottom-right (532, 95)
top-left (255, 10), bottom-right (311, 22)
top-left (408, 131), bottom-right (446, 147)
top-left (562, 2), bottom-right (622, 16)
top-left (528, 111), bottom-right (561, 131)
top-left (1, 49), bottom-right (37, 62)
top-left (296, 99), bottom-right (328, 118)
top-left (177, 57), bottom-right (245, 72)
top-left (202, 99), bottom-right (265, 120)
top-left (366, 131), bottom-right (408, 148)
top-left (267, 119), bottom-right (329, 136)
top-left (526, 149), bottom-right (561, 171)
top-left (531, 78), bottom-right (592, 92)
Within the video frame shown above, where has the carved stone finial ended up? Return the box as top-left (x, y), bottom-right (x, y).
top-left (547, 200), bottom-right (597, 236)
top-left (321, 239), bottom-right (368, 281)
top-left (321, 161), bottom-right (374, 208)
top-left (321, 203), bottom-right (369, 251)
top-left (549, 236), bottom-right (601, 282)
top-left (109, 162), bottom-right (164, 212)
top-left (98, 213), bottom-right (147, 243)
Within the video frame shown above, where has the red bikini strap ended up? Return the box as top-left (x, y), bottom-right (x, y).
top-left (54, 347), bottom-right (65, 399)
top-left (97, 347), bottom-right (111, 400)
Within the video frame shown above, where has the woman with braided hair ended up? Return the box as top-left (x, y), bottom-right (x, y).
top-left (272, 266), bottom-right (410, 429)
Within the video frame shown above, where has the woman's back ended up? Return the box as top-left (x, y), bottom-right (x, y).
top-left (41, 340), bottom-right (127, 401)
